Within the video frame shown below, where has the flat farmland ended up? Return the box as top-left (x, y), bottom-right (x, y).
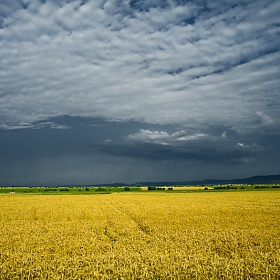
top-left (1, 191), bottom-right (280, 279)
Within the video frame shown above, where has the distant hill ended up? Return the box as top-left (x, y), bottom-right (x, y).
top-left (9, 174), bottom-right (280, 187)
top-left (135, 174), bottom-right (280, 186)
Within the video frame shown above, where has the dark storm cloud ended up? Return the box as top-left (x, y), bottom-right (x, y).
top-left (0, 0), bottom-right (279, 184)
top-left (1, 116), bottom-right (277, 186)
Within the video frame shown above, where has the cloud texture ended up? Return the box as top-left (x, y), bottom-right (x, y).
top-left (0, 0), bottom-right (279, 184)
top-left (1, 0), bottom-right (279, 128)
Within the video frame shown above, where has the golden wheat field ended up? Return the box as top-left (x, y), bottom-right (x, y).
top-left (1, 191), bottom-right (280, 279)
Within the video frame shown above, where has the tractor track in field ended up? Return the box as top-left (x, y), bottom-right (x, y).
top-left (105, 199), bottom-right (151, 236)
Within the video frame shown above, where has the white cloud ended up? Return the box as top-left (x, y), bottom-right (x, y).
top-left (237, 143), bottom-right (247, 148)
top-left (128, 129), bottom-right (171, 145)
top-left (237, 142), bottom-right (262, 151)
top-left (128, 129), bottom-right (209, 145)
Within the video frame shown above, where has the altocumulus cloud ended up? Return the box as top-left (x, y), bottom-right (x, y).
top-left (0, 0), bottom-right (280, 184)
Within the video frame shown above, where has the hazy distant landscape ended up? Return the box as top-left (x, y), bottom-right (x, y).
top-left (2, 173), bottom-right (280, 189)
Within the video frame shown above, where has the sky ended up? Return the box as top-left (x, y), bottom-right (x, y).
top-left (0, 0), bottom-right (279, 186)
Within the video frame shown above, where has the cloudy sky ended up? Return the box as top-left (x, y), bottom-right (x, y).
top-left (0, 0), bottom-right (279, 185)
